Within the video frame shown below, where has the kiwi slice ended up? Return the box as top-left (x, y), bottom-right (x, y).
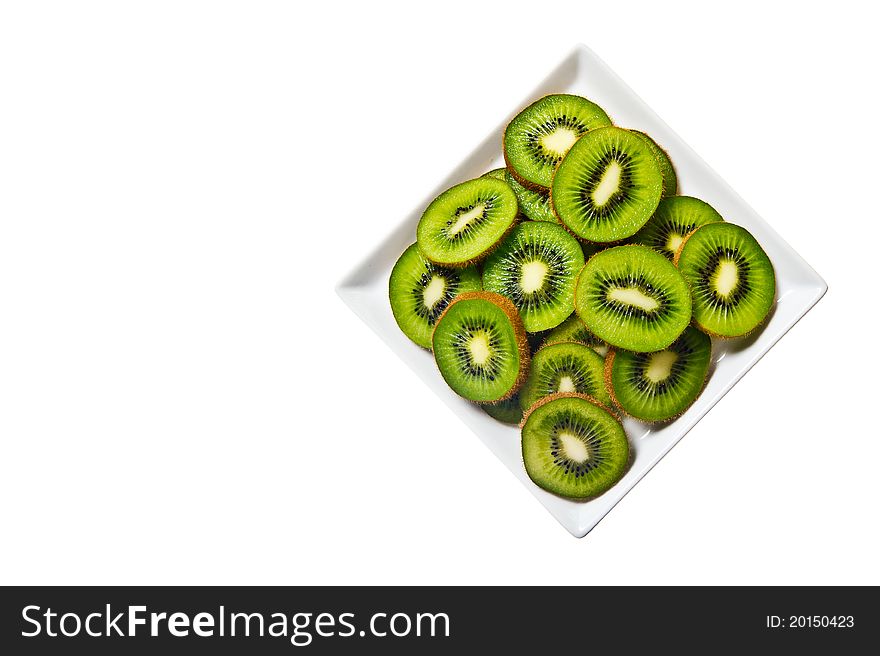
top-left (631, 130), bottom-right (677, 198)
top-left (521, 393), bottom-right (630, 500)
top-left (675, 222), bottom-right (775, 337)
top-left (552, 126), bottom-right (664, 242)
top-left (519, 342), bottom-right (611, 412)
top-left (432, 291), bottom-right (529, 402)
top-left (504, 94), bottom-right (612, 190)
top-left (631, 196), bottom-right (724, 260)
top-left (543, 314), bottom-right (608, 356)
top-left (605, 326), bottom-right (712, 422)
top-left (575, 245), bottom-right (692, 352)
top-left (482, 221), bottom-right (585, 332)
top-left (481, 393), bottom-right (523, 425)
top-left (389, 243), bottom-right (482, 348)
top-left (482, 168), bottom-right (508, 181)
top-left (504, 170), bottom-right (556, 223)
top-left (417, 177), bottom-right (518, 267)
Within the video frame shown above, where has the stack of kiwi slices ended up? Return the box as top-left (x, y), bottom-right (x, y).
top-left (388, 93), bottom-right (776, 502)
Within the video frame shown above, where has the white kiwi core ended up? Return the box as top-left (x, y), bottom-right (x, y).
top-left (448, 203), bottom-right (486, 237)
top-left (422, 275), bottom-right (447, 309)
top-left (558, 431), bottom-right (590, 464)
top-left (591, 161), bottom-right (623, 207)
top-left (557, 375), bottom-right (576, 393)
top-left (520, 260), bottom-right (549, 294)
top-left (644, 350), bottom-right (678, 383)
top-left (540, 127), bottom-right (579, 157)
top-left (608, 286), bottom-right (660, 312)
top-left (467, 333), bottom-right (491, 366)
top-left (712, 260), bottom-right (739, 298)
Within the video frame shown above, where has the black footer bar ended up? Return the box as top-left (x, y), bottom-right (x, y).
top-left (1, 586), bottom-right (873, 653)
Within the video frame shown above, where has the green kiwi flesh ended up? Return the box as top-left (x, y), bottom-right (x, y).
top-left (481, 393), bottom-right (523, 424)
top-left (482, 221), bottom-right (585, 332)
top-left (417, 177), bottom-right (518, 267)
top-left (481, 168), bottom-right (508, 181)
top-left (504, 169), bottom-right (557, 223)
top-left (432, 291), bottom-right (529, 402)
top-left (389, 243), bottom-right (482, 348)
top-left (521, 393), bottom-right (629, 500)
top-left (504, 94), bottom-right (612, 189)
top-left (631, 130), bottom-right (677, 198)
top-left (543, 314), bottom-right (608, 356)
top-left (552, 126), bottom-right (664, 242)
top-left (631, 196), bottom-right (724, 260)
top-left (575, 245), bottom-right (692, 352)
top-left (675, 222), bottom-right (775, 337)
top-left (519, 342), bottom-right (611, 411)
top-left (605, 326), bottom-right (711, 422)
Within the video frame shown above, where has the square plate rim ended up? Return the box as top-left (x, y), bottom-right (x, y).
top-left (336, 44), bottom-right (828, 537)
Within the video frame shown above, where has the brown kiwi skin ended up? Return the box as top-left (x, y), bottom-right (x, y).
top-left (671, 228), bottom-right (696, 267)
top-left (603, 350), bottom-right (623, 414)
top-left (519, 391), bottom-right (618, 429)
top-left (672, 225), bottom-right (776, 340)
top-left (603, 347), bottom-right (712, 424)
top-left (432, 291), bottom-right (531, 402)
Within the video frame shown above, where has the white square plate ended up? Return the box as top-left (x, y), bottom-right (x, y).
top-left (336, 45), bottom-right (827, 537)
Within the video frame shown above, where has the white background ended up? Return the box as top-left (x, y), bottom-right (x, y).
top-left (1, 1), bottom-right (877, 585)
